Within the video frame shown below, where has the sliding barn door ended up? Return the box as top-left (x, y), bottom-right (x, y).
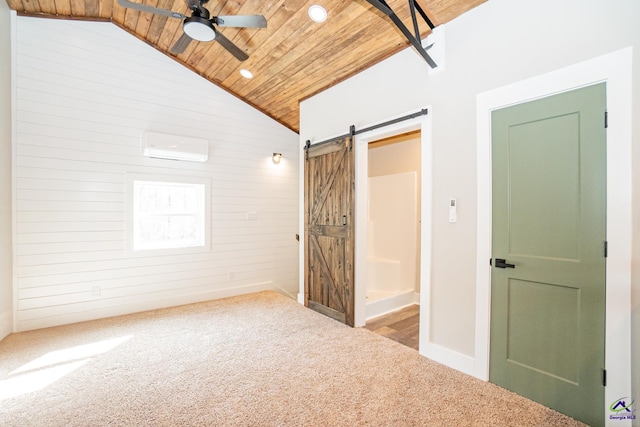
top-left (304, 136), bottom-right (355, 326)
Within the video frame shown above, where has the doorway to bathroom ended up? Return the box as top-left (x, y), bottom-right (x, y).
top-left (351, 109), bottom-right (430, 354)
top-left (364, 131), bottom-right (421, 332)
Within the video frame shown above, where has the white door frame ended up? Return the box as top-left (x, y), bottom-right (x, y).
top-left (353, 110), bottom-right (432, 332)
top-left (475, 47), bottom-right (633, 427)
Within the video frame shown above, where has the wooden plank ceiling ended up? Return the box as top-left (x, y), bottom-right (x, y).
top-left (6, 0), bottom-right (486, 132)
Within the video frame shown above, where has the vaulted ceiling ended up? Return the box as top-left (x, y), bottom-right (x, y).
top-left (6, 0), bottom-right (486, 132)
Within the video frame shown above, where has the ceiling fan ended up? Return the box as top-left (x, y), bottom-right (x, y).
top-left (117, 0), bottom-right (267, 61)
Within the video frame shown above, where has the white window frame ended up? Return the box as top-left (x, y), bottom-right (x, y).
top-left (126, 173), bottom-right (211, 257)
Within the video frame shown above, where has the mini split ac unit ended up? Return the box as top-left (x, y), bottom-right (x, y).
top-left (142, 131), bottom-right (209, 162)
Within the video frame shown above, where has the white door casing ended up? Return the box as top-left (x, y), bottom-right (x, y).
top-left (353, 111), bottom-right (432, 332)
top-left (476, 47), bottom-right (633, 427)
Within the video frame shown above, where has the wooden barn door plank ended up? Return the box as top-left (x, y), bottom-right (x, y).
top-left (304, 136), bottom-right (355, 326)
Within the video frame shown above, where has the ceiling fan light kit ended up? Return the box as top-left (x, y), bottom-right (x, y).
top-left (183, 17), bottom-right (216, 42)
top-left (117, 0), bottom-right (266, 60)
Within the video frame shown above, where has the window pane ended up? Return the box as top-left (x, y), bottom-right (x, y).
top-left (137, 182), bottom-right (201, 214)
top-left (133, 180), bottom-right (206, 251)
top-left (136, 215), bottom-right (202, 249)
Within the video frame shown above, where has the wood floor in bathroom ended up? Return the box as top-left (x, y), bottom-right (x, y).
top-left (364, 304), bottom-right (419, 350)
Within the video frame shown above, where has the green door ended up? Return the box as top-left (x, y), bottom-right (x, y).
top-left (490, 83), bottom-right (606, 427)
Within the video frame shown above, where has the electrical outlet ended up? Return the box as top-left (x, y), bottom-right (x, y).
top-left (247, 212), bottom-right (257, 220)
top-left (228, 271), bottom-right (235, 281)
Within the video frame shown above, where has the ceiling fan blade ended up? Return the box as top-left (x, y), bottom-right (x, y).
top-left (215, 15), bottom-right (267, 28)
top-left (170, 32), bottom-right (193, 55)
top-left (118, 0), bottom-right (186, 19)
top-left (214, 30), bottom-right (249, 61)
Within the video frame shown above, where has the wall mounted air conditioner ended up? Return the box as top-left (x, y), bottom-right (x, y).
top-left (143, 131), bottom-right (209, 162)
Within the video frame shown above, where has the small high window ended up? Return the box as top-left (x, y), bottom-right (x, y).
top-left (128, 175), bottom-right (210, 254)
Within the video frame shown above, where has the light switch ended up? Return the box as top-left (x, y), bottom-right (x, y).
top-left (449, 198), bottom-right (457, 223)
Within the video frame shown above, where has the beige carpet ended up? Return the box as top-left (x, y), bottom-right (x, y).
top-left (0, 291), bottom-right (585, 426)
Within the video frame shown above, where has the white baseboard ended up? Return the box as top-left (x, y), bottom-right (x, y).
top-left (420, 341), bottom-right (478, 379)
top-left (17, 282), bottom-right (276, 332)
top-left (270, 282), bottom-right (298, 300)
top-left (295, 292), bottom-right (421, 321)
top-left (366, 291), bottom-right (420, 320)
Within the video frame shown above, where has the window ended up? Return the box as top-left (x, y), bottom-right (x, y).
top-left (128, 175), bottom-right (211, 254)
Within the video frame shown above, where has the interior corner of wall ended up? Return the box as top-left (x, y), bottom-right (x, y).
top-left (0, 307), bottom-right (12, 341)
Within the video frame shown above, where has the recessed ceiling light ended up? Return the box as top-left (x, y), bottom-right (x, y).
top-left (240, 69), bottom-right (253, 79)
top-left (308, 5), bottom-right (327, 23)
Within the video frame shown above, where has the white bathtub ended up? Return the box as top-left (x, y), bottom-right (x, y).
top-left (365, 257), bottom-right (419, 319)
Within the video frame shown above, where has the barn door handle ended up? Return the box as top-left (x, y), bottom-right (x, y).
top-left (342, 215), bottom-right (347, 226)
top-left (494, 258), bottom-right (515, 268)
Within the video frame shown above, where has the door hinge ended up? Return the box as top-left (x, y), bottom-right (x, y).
top-left (604, 241), bottom-right (608, 258)
top-left (603, 369), bottom-right (607, 386)
top-left (604, 111), bottom-right (608, 128)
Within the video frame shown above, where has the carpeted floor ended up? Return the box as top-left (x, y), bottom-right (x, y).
top-left (0, 291), bottom-right (586, 426)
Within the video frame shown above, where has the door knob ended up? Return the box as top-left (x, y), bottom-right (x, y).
top-left (494, 258), bottom-right (515, 268)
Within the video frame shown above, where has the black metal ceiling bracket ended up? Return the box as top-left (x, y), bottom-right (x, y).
top-left (365, 0), bottom-right (438, 68)
top-left (413, 2), bottom-right (435, 30)
top-left (408, 0), bottom-right (421, 41)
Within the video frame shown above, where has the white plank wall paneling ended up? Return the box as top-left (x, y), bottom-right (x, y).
top-left (14, 17), bottom-right (300, 331)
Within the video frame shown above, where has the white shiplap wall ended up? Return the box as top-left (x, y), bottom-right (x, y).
top-left (14, 17), bottom-right (299, 331)
top-left (0, 5), bottom-right (13, 340)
